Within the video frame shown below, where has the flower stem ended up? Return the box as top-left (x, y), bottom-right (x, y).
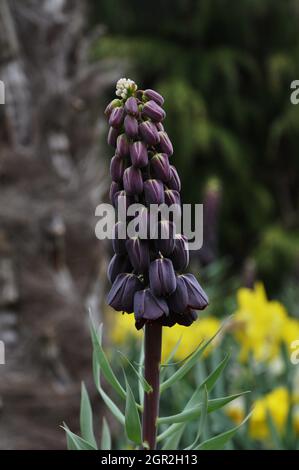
top-left (142, 322), bottom-right (162, 450)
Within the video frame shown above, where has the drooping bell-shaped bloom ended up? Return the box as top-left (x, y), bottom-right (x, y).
top-left (123, 166), bottom-right (143, 195)
top-left (181, 274), bottom-right (209, 310)
top-left (107, 254), bottom-right (132, 284)
top-left (110, 154), bottom-right (126, 182)
top-left (107, 127), bottom-right (119, 147)
top-left (105, 98), bottom-right (122, 117)
top-left (158, 131), bottom-right (173, 156)
top-left (168, 165), bottom-right (181, 192)
top-left (164, 189), bottom-right (181, 207)
top-left (117, 133), bottom-right (130, 157)
top-left (150, 153), bottom-right (171, 182)
top-left (130, 141), bottom-right (148, 168)
top-left (139, 120), bottom-right (160, 146)
top-left (154, 220), bottom-right (175, 256)
top-left (144, 89), bottom-right (164, 106)
top-left (149, 258), bottom-right (176, 297)
top-left (134, 288), bottom-right (169, 321)
top-left (170, 234), bottom-right (189, 271)
top-left (142, 100), bottom-right (166, 122)
top-left (124, 115), bottom-right (139, 139)
top-left (167, 275), bottom-right (188, 313)
top-left (126, 237), bottom-right (150, 273)
top-left (107, 273), bottom-right (143, 313)
top-left (112, 221), bottom-right (127, 254)
top-left (144, 179), bottom-right (165, 205)
top-left (109, 181), bottom-right (121, 204)
top-left (109, 106), bottom-right (124, 128)
top-left (125, 96), bottom-right (139, 116)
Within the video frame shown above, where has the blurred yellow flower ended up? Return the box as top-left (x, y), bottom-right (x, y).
top-left (233, 283), bottom-right (299, 363)
top-left (225, 387), bottom-right (295, 440)
top-left (249, 387), bottom-right (289, 440)
top-left (109, 309), bottom-right (220, 363)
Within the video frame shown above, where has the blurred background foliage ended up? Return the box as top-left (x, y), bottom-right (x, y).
top-left (91, 0), bottom-right (299, 297)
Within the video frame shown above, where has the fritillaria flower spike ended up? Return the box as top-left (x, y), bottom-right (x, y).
top-left (105, 78), bottom-right (209, 450)
top-left (106, 78), bottom-right (209, 328)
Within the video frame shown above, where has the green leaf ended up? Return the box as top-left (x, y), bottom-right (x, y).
top-left (162, 427), bottom-right (185, 450)
top-left (101, 418), bottom-right (111, 450)
top-left (91, 329), bottom-right (125, 426)
top-left (158, 392), bottom-right (249, 425)
top-left (62, 425), bottom-right (97, 450)
top-left (90, 320), bottom-right (126, 400)
top-left (118, 350), bottom-right (152, 394)
top-left (186, 386), bottom-right (208, 449)
top-left (204, 353), bottom-right (230, 393)
top-left (80, 383), bottom-right (97, 448)
top-left (194, 414), bottom-right (251, 450)
top-left (208, 392), bottom-right (250, 413)
top-left (160, 329), bottom-right (222, 393)
top-left (138, 341), bottom-right (145, 407)
top-left (124, 375), bottom-right (142, 445)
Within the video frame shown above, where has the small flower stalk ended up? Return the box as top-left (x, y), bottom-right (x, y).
top-left (105, 78), bottom-right (209, 449)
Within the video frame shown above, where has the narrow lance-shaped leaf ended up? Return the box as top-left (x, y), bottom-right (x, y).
top-left (91, 327), bottom-right (125, 425)
top-left (186, 386), bottom-right (208, 450)
top-left (80, 382), bottom-right (97, 448)
top-left (90, 320), bottom-right (126, 400)
top-left (62, 425), bottom-right (97, 450)
top-left (157, 355), bottom-right (230, 443)
top-left (194, 414), bottom-right (252, 450)
top-left (124, 374), bottom-right (142, 445)
top-left (118, 350), bottom-right (152, 394)
top-left (101, 418), bottom-right (112, 450)
top-left (160, 328), bottom-right (222, 393)
top-left (158, 391), bottom-right (250, 425)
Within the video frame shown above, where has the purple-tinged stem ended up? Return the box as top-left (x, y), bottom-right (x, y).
top-left (142, 322), bottom-right (162, 450)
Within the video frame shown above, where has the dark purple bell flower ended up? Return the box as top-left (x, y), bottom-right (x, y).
top-left (105, 98), bottom-right (122, 117)
top-left (154, 220), bottom-right (175, 256)
top-left (149, 258), bottom-right (176, 296)
top-left (117, 133), bottom-right (130, 157)
top-left (107, 273), bottom-right (143, 313)
top-left (123, 166), bottom-right (143, 195)
top-left (134, 288), bottom-right (169, 321)
top-left (107, 254), bottom-right (132, 284)
top-left (158, 131), bottom-right (173, 156)
top-left (107, 127), bottom-right (119, 147)
top-left (168, 165), bottom-right (181, 192)
top-left (109, 106), bottom-right (124, 128)
top-left (158, 309), bottom-right (198, 327)
top-left (165, 189), bottom-right (181, 206)
top-left (144, 179), bottom-right (165, 206)
top-left (144, 89), bottom-right (164, 106)
top-left (109, 181), bottom-right (121, 204)
top-left (124, 115), bottom-right (139, 139)
top-left (156, 122), bottom-right (164, 132)
top-left (126, 237), bottom-right (150, 273)
top-left (110, 154), bottom-right (126, 182)
top-left (170, 234), bottom-right (189, 271)
top-left (181, 274), bottom-right (209, 310)
top-left (130, 141), bottom-right (148, 168)
top-left (139, 121), bottom-right (160, 146)
top-left (167, 275), bottom-right (188, 313)
top-left (113, 190), bottom-right (134, 212)
top-left (142, 100), bottom-right (166, 122)
top-left (125, 96), bottom-right (139, 116)
top-left (112, 221), bottom-right (127, 254)
top-left (150, 153), bottom-right (171, 182)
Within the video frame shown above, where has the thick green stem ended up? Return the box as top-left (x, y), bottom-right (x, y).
top-left (142, 322), bottom-right (162, 450)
